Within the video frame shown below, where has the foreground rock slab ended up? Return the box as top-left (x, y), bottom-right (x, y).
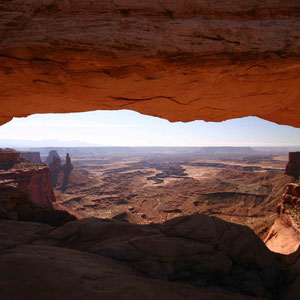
top-left (34, 214), bottom-right (285, 298)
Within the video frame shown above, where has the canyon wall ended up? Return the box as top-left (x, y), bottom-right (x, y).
top-left (0, 0), bottom-right (299, 126)
top-left (285, 152), bottom-right (300, 181)
top-left (265, 183), bottom-right (300, 254)
top-left (0, 149), bottom-right (55, 208)
top-left (0, 149), bottom-right (25, 170)
top-left (0, 166), bottom-right (55, 209)
top-left (265, 152), bottom-right (300, 255)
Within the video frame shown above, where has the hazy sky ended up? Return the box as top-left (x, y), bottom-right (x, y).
top-left (0, 110), bottom-right (300, 147)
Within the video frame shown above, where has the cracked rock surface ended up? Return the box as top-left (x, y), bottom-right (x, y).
top-left (0, 0), bottom-right (299, 126)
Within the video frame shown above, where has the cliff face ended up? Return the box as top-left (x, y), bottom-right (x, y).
top-left (0, 149), bottom-right (25, 170)
top-left (285, 152), bottom-right (300, 181)
top-left (0, 165), bottom-right (55, 208)
top-left (0, 0), bottom-right (299, 127)
top-left (0, 184), bottom-right (76, 226)
top-left (280, 184), bottom-right (300, 229)
top-left (0, 148), bottom-right (55, 208)
top-left (265, 177), bottom-right (300, 254)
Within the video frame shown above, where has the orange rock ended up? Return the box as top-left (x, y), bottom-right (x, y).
top-left (0, 0), bottom-right (299, 126)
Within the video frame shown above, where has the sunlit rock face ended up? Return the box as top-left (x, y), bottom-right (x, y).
top-left (265, 167), bottom-right (300, 254)
top-left (0, 149), bottom-right (55, 208)
top-left (0, 0), bottom-right (299, 126)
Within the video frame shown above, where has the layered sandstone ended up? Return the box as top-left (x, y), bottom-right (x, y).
top-left (0, 0), bottom-right (299, 126)
top-left (0, 148), bottom-right (25, 170)
top-left (265, 153), bottom-right (300, 254)
top-left (265, 183), bottom-right (300, 254)
top-left (0, 164), bottom-right (55, 208)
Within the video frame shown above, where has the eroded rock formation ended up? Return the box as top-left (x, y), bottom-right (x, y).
top-left (0, 0), bottom-right (299, 126)
top-left (61, 153), bottom-right (73, 192)
top-left (20, 151), bottom-right (42, 164)
top-left (263, 153), bottom-right (300, 255)
top-left (0, 149), bottom-right (55, 208)
top-left (0, 148), bottom-right (25, 170)
top-left (265, 183), bottom-right (300, 254)
top-left (47, 151), bottom-right (74, 190)
top-left (285, 152), bottom-right (300, 181)
top-left (49, 156), bottom-right (61, 188)
top-left (0, 165), bottom-right (55, 208)
top-left (45, 150), bottom-right (61, 165)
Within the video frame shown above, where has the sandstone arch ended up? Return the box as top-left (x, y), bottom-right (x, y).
top-left (0, 0), bottom-right (299, 126)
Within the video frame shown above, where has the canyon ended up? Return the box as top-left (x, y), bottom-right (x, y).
top-left (0, 146), bottom-right (299, 299)
top-left (0, 0), bottom-right (299, 299)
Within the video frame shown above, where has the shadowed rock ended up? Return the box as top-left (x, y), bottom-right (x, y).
top-left (20, 152), bottom-right (42, 164)
top-left (45, 150), bottom-right (61, 165)
top-left (285, 152), bottom-right (300, 181)
top-left (0, 184), bottom-right (76, 227)
top-left (34, 214), bottom-right (286, 298)
top-left (61, 153), bottom-right (73, 192)
top-left (49, 156), bottom-right (61, 188)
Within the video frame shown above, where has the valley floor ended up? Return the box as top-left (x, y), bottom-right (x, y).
top-left (54, 153), bottom-right (289, 241)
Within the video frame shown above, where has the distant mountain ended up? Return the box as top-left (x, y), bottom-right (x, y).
top-left (0, 139), bottom-right (101, 148)
top-left (9, 146), bottom-right (259, 157)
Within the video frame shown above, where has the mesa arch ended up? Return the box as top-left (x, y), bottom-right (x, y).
top-left (0, 0), bottom-right (299, 127)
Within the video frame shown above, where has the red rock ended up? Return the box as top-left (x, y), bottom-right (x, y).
top-left (0, 243), bottom-right (259, 300)
top-left (0, 184), bottom-right (76, 227)
top-left (0, 148), bottom-right (25, 170)
top-left (0, 1), bottom-right (299, 127)
top-left (0, 164), bottom-right (55, 208)
top-left (285, 152), bottom-right (300, 181)
top-left (35, 215), bottom-right (284, 298)
top-left (265, 182), bottom-right (300, 254)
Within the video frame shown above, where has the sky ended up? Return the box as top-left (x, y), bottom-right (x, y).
top-left (0, 110), bottom-right (300, 147)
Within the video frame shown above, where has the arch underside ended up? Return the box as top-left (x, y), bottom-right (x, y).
top-left (0, 0), bottom-right (299, 126)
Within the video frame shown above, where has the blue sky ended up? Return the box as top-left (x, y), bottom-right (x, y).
top-left (0, 110), bottom-right (300, 147)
